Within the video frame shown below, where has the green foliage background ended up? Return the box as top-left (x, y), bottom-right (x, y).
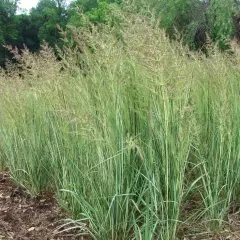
top-left (1, 0), bottom-right (240, 65)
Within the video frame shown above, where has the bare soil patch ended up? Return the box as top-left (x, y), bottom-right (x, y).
top-left (179, 198), bottom-right (240, 240)
top-left (0, 171), bottom-right (87, 240)
top-left (1, 171), bottom-right (240, 240)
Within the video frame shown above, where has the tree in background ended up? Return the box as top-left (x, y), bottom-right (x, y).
top-left (68, 0), bottom-right (122, 27)
top-left (13, 14), bottom-right (40, 51)
top-left (67, 0), bottom-right (240, 51)
top-left (0, 0), bottom-right (19, 65)
top-left (2, 0), bottom-right (240, 67)
top-left (153, 0), bottom-right (239, 50)
top-left (132, 0), bottom-right (239, 50)
top-left (30, 0), bottom-right (68, 51)
top-left (206, 0), bottom-right (236, 49)
top-left (0, 0), bottom-right (69, 66)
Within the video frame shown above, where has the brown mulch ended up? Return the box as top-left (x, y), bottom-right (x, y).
top-left (179, 199), bottom-right (240, 240)
top-left (0, 171), bottom-right (88, 240)
top-left (1, 171), bottom-right (240, 240)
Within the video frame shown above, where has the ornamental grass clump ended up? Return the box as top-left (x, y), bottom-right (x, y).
top-left (0, 8), bottom-right (240, 240)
